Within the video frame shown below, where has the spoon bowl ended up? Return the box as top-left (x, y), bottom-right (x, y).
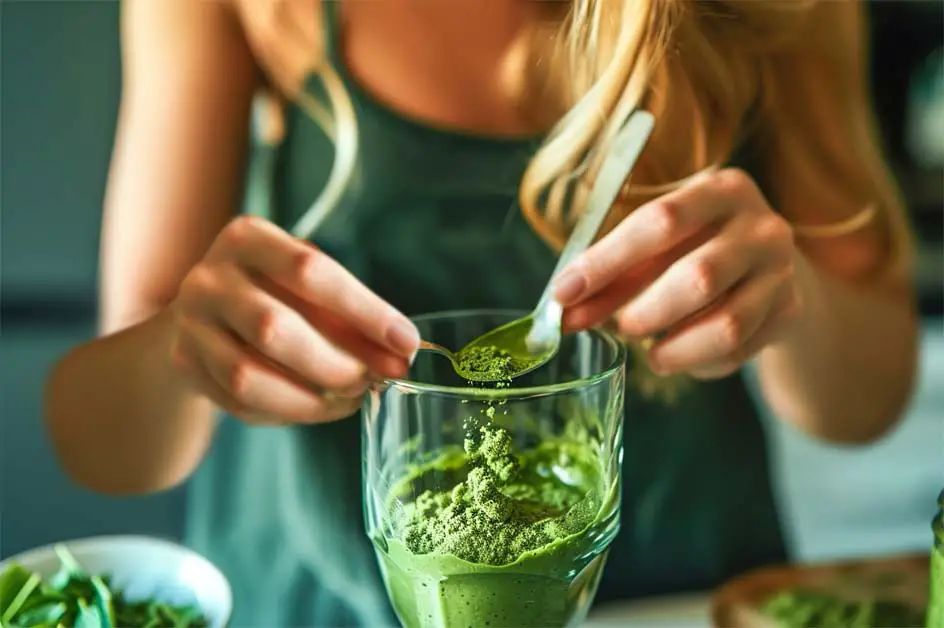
top-left (419, 324), bottom-right (553, 383)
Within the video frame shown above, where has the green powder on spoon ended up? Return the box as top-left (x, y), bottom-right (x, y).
top-left (455, 345), bottom-right (544, 383)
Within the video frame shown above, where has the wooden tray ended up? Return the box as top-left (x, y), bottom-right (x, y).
top-left (710, 553), bottom-right (929, 627)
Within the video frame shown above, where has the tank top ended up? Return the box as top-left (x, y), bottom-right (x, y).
top-left (184, 5), bottom-right (786, 626)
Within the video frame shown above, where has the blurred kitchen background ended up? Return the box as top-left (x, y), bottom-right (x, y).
top-left (1, 1), bottom-right (942, 567)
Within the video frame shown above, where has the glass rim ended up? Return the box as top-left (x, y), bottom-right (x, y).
top-left (385, 308), bottom-right (626, 398)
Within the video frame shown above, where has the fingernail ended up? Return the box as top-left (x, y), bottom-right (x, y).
top-left (386, 319), bottom-right (420, 357)
top-left (554, 271), bottom-right (587, 305)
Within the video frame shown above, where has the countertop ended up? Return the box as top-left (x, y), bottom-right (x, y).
top-left (586, 593), bottom-right (712, 627)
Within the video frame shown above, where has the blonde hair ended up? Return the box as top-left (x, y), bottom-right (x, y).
top-left (516, 0), bottom-right (813, 246)
top-left (237, 0), bottom-right (912, 395)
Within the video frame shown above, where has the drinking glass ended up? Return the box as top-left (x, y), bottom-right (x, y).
top-left (363, 310), bottom-right (625, 628)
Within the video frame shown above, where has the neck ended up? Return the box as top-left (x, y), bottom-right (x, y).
top-left (339, 0), bottom-right (550, 136)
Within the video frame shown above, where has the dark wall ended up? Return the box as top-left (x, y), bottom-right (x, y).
top-left (2, 1), bottom-right (119, 303)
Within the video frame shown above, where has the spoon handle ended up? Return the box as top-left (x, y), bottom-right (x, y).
top-left (535, 110), bottom-right (656, 317)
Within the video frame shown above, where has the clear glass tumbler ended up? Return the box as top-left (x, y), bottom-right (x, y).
top-left (363, 310), bottom-right (625, 628)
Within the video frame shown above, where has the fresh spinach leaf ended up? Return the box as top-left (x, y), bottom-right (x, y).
top-left (0, 547), bottom-right (210, 628)
top-left (13, 601), bottom-right (67, 626)
top-left (74, 599), bottom-right (103, 628)
top-left (88, 576), bottom-right (113, 628)
top-left (1, 573), bottom-right (40, 623)
top-left (0, 565), bottom-right (34, 613)
top-left (51, 548), bottom-right (82, 579)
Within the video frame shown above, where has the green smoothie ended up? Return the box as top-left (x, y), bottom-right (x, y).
top-left (929, 488), bottom-right (944, 628)
top-left (373, 408), bottom-right (617, 628)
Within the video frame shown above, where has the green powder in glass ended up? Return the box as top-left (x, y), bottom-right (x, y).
top-left (397, 409), bottom-right (597, 566)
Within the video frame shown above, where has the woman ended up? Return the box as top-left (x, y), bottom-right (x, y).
top-left (46, 0), bottom-right (918, 625)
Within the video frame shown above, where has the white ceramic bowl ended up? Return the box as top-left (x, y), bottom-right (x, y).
top-left (0, 535), bottom-right (232, 628)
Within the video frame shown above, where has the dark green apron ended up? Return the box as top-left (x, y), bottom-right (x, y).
top-left (184, 6), bottom-right (786, 625)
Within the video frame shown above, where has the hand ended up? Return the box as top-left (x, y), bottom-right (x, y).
top-left (554, 168), bottom-right (804, 380)
top-left (169, 216), bottom-right (419, 425)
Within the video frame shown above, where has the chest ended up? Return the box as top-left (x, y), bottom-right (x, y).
top-left (338, 0), bottom-right (540, 137)
top-left (268, 98), bottom-right (555, 315)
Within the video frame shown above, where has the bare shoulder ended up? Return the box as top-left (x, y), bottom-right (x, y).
top-left (228, 0), bottom-right (325, 94)
top-left (120, 0), bottom-right (253, 71)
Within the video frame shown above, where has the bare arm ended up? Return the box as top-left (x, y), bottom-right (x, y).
top-left (45, 0), bottom-right (257, 493)
top-left (756, 0), bottom-right (918, 443)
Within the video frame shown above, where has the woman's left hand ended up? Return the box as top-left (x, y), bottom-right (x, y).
top-left (554, 168), bottom-right (805, 380)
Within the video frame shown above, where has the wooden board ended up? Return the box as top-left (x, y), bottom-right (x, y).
top-left (710, 553), bottom-right (929, 627)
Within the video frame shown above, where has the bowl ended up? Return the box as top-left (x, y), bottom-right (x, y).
top-left (0, 535), bottom-right (232, 628)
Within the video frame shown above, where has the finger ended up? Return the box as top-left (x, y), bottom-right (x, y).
top-left (172, 338), bottom-right (285, 426)
top-left (213, 216), bottom-right (419, 358)
top-left (646, 270), bottom-right (785, 375)
top-left (560, 251), bottom-right (675, 334)
top-left (687, 281), bottom-right (803, 379)
top-left (691, 291), bottom-right (799, 379)
top-left (304, 304), bottom-right (412, 380)
top-left (182, 346), bottom-right (361, 423)
top-left (561, 265), bottom-right (654, 333)
top-left (207, 267), bottom-right (368, 391)
top-left (259, 278), bottom-right (411, 380)
top-left (553, 169), bottom-right (755, 305)
top-left (616, 221), bottom-right (759, 338)
top-left (180, 318), bottom-right (335, 424)
top-left (686, 320), bottom-right (776, 380)
top-left (241, 340), bottom-right (370, 401)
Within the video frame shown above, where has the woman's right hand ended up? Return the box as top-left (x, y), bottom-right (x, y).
top-left (169, 215), bottom-right (419, 425)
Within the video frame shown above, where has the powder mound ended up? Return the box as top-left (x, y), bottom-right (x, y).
top-left (456, 345), bottom-right (541, 381)
top-left (399, 423), bottom-right (596, 566)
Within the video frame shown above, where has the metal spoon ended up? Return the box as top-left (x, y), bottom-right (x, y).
top-left (418, 333), bottom-right (545, 384)
top-left (416, 338), bottom-right (538, 384)
top-left (422, 110), bottom-right (656, 383)
top-left (417, 340), bottom-right (463, 373)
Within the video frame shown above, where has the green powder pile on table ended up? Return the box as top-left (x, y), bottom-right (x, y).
top-left (398, 406), bottom-right (596, 565)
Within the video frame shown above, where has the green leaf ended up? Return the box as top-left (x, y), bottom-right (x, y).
top-left (172, 606), bottom-right (203, 628)
top-left (44, 571), bottom-right (68, 595)
top-left (88, 576), bottom-right (113, 628)
top-left (12, 601), bottom-right (67, 626)
top-left (34, 583), bottom-right (64, 603)
top-left (51, 547), bottom-right (82, 578)
top-left (0, 565), bottom-right (34, 613)
top-left (73, 599), bottom-right (103, 628)
top-left (155, 602), bottom-right (179, 625)
top-left (47, 547), bottom-right (85, 598)
top-left (114, 600), bottom-right (150, 627)
top-left (1, 571), bottom-right (40, 623)
top-left (60, 579), bottom-right (95, 604)
top-left (2, 549), bottom-right (209, 628)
